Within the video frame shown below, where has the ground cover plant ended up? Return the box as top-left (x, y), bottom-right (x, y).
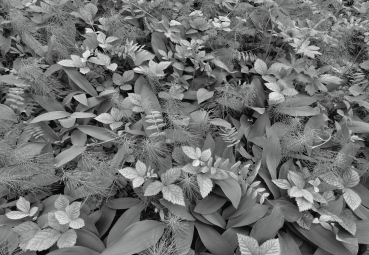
top-left (2, 0), bottom-right (369, 254)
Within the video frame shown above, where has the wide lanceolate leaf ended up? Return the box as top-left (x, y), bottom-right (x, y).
top-left (101, 220), bottom-right (165, 255)
top-left (343, 188), bottom-right (361, 211)
top-left (57, 229), bottom-right (77, 248)
top-left (26, 229), bottom-right (61, 251)
top-left (162, 184), bottom-right (185, 206)
top-left (197, 174), bottom-right (213, 198)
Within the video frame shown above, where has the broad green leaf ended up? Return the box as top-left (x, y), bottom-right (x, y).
top-left (237, 234), bottom-right (280, 255)
top-left (95, 206), bottom-right (116, 237)
top-left (106, 205), bottom-right (142, 246)
top-left (194, 194), bottom-right (227, 214)
top-left (101, 220), bottom-right (165, 255)
top-left (352, 184), bottom-right (369, 208)
top-left (250, 206), bottom-right (284, 243)
top-left (278, 231), bottom-right (301, 255)
top-left (289, 223), bottom-right (352, 255)
top-left (77, 125), bottom-right (117, 141)
top-left (151, 32), bottom-right (167, 61)
top-left (276, 106), bottom-right (320, 116)
top-left (63, 67), bottom-right (97, 96)
top-left (57, 229), bottom-right (77, 248)
top-left (197, 88), bottom-right (214, 104)
top-left (226, 204), bottom-right (269, 228)
top-left (355, 219), bottom-right (369, 244)
top-left (55, 145), bottom-right (86, 168)
top-left (104, 198), bottom-right (141, 210)
top-left (0, 104), bottom-right (17, 121)
top-left (194, 221), bottom-right (234, 255)
top-left (202, 211), bottom-right (226, 228)
top-left (46, 246), bottom-right (100, 255)
top-left (71, 130), bottom-right (87, 146)
top-left (215, 179), bottom-right (241, 208)
top-left (75, 229), bottom-right (105, 253)
top-left (222, 227), bottom-right (250, 251)
top-left (223, 195), bottom-right (257, 219)
top-left (30, 111), bottom-right (71, 123)
top-left (342, 120), bottom-right (369, 133)
top-left (160, 199), bottom-right (196, 221)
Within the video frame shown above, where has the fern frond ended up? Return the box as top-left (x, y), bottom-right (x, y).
top-left (145, 110), bottom-right (166, 138)
top-left (220, 127), bottom-right (240, 147)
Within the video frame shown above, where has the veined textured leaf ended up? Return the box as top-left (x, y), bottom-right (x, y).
top-left (26, 229), bottom-right (61, 251)
top-left (16, 197), bottom-right (30, 212)
top-left (119, 167), bottom-right (140, 180)
top-left (95, 113), bottom-right (115, 124)
top-left (237, 234), bottom-right (280, 255)
top-left (54, 195), bottom-right (70, 211)
top-left (339, 209), bottom-right (357, 236)
top-left (197, 174), bottom-right (213, 198)
top-left (343, 188), bottom-right (361, 211)
top-left (57, 229), bottom-right (77, 248)
top-left (269, 92), bottom-right (285, 104)
top-left (296, 197), bottom-right (313, 211)
top-left (162, 184), bottom-right (185, 206)
top-left (144, 181), bottom-right (164, 196)
top-left (342, 168), bottom-right (360, 188)
top-left (272, 179), bottom-right (291, 190)
top-left (6, 211), bottom-right (29, 220)
top-left (254, 59), bottom-right (268, 75)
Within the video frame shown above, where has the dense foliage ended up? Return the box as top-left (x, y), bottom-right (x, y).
top-left (1, 0), bottom-right (369, 254)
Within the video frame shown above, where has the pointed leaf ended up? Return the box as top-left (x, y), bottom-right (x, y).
top-left (215, 179), bottom-right (241, 208)
top-left (343, 188), bottom-right (361, 211)
top-left (194, 221), bottom-right (234, 255)
top-left (107, 205), bottom-right (142, 246)
top-left (197, 88), bottom-right (214, 104)
top-left (101, 220), bottom-right (165, 255)
top-left (144, 181), bottom-right (164, 196)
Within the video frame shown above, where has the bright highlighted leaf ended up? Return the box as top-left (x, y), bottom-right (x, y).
top-left (57, 229), bottom-right (77, 248)
top-left (197, 88), bottom-right (214, 104)
top-left (237, 234), bottom-right (280, 255)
